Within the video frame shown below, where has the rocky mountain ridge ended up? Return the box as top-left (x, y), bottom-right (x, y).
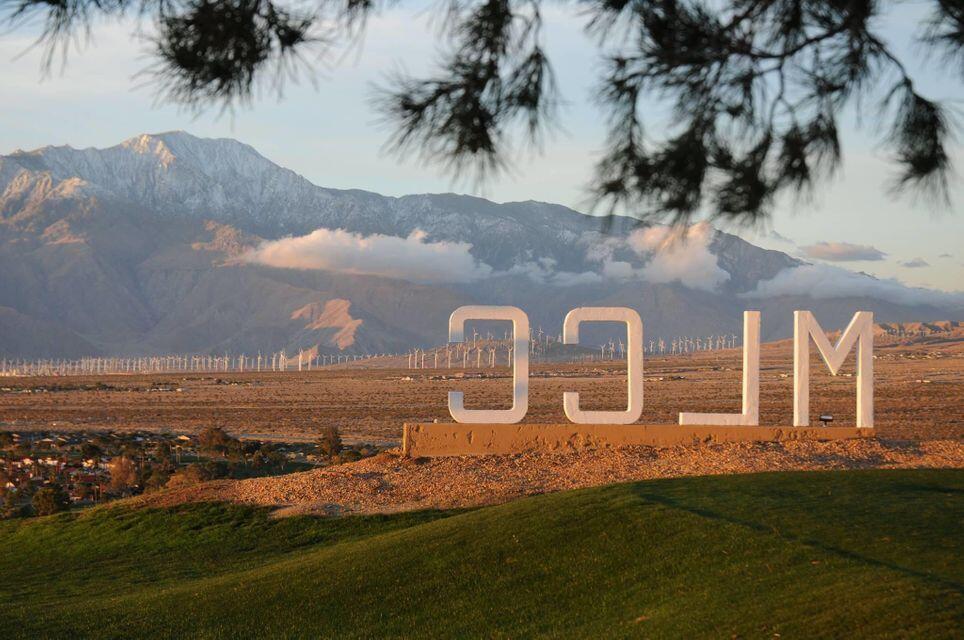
top-left (0, 131), bottom-right (958, 357)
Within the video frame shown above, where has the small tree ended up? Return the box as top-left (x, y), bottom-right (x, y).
top-left (250, 443), bottom-right (280, 469)
top-left (165, 464), bottom-right (210, 489)
top-left (142, 466), bottom-right (171, 493)
top-left (316, 426), bottom-right (342, 459)
top-left (225, 439), bottom-right (245, 463)
top-left (202, 460), bottom-right (232, 479)
top-left (108, 456), bottom-right (138, 493)
top-left (199, 427), bottom-right (237, 458)
top-left (155, 441), bottom-right (172, 461)
top-left (31, 485), bottom-right (68, 516)
top-left (73, 482), bottom-right (94, 502)
top-left (80, 442), bottom-right (103, 460)
top-left (252, 446), bottom-right (287, 471)
top-left (153, 442), bottom-right (176, 473)
top-left (2, 489), bottom-right (22, 518)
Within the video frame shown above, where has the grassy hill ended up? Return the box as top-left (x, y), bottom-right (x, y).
top-left (1, 469), bottom-right (961, 638)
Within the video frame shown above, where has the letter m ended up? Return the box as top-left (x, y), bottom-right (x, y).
top-left (794, 311), bottom-right (874, 428)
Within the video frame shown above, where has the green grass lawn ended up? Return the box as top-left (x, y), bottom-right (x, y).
top-left (1, 469), bottom-right (961, 639)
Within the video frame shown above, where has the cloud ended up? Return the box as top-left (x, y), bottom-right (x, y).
top-left (578, 222), bottom-right (730, 291)
top-left (899, 258), bottom-right (930, 268)
top-left (242, 228), bottom-right (492, 284)
top-left (743, 264), bottom-right (964, 308)
top-left (800, 242), bottom-right (887, 262)
top-left (506, 258), bottom-right (603, 287)
top-left (600, 260), bottom-right (639, 280)
top-left (243, 223), bottom-right (732, 291)
top-left (623, 222), bottom-right (731, 292)
top-left (581, 234), bottom-right (625, 265)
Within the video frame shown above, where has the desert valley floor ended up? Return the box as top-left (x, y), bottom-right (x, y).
top-left (1, 337), bottom-right (960, 443)
top-left (1, 336), bottom-right (961, 514)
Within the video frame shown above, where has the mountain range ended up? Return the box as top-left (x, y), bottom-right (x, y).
top-left (0, 131), bottom-right (959, 358)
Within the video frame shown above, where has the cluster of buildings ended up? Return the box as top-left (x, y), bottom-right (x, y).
top-left (0, 431), bottom-right (197, 508)
top-left (1, 429), bottom-right (378, 516)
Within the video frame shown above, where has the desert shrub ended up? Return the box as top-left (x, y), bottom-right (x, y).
top-left (251, 445), bottom-right (285, 470)
top-left (165, 464), bottom-right (211, 488)
top-left (143, 466), bottom-right (171, 493)
top-left (202, 460), bottom-right (232, 479)
top-left (316, 426), bottom-right (342, 458)
top-left (250, 449), bottom-right (269, 468)
top-left (199, 427), bottom-right (238, 458)
top-left (242, 441), bottom-right (263, 457)
top-left (336, 449), bottom-right (362, 464)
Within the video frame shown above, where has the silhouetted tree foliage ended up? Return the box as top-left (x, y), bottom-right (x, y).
top-left (3, 0), bottom-right (960, 224)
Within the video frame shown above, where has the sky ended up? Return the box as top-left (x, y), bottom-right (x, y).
top-left (1, 2), bottom-right (961, 291)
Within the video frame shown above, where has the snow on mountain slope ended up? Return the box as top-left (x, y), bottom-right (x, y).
top-left (0, 131), bottom-right (958, 357)
top-left (1, 132), bottom-right (793, 278)
top-left (2, 133), bottom-right (347, 234)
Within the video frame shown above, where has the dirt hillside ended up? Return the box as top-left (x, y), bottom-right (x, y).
top-left (137, 438), bottom-right (964, 516)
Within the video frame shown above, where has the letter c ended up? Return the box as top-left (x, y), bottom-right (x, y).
top-left (447, 306), bottom-right (529, 423)
top-left (562, 307), bottom-right (643, 424)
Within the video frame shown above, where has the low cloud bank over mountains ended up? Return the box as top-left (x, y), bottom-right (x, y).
top-left (0, 131), bottom-right (959, 357)
top-left (744, 264), bottom-right (962, 308)
top-left (242, 220), bottom-right (733, 293)
top-left (243, 229), bottom-right (494, 284)
top-left (599, 223), bottom-right (731, 292)
top-left (800, 241), bottom-right (888, 262)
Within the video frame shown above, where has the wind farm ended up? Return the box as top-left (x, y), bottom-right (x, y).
top-left (2, 322), bottom-right (960, 445)
top-left (1, 0), bottom-right (962, 629)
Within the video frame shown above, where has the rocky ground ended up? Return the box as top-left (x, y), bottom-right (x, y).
top-left (137, 437), bottom-right (964, 516)
top-left (11, 334), bottom-right (962, 516)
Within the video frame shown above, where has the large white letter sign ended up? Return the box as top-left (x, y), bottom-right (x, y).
top-left (448, 306), bottom-right (529, 423)
top-left (793, 310), bottom-right (873, 428)
top-left (562, 307), bottom-right (643, 424)
top-left (679, 310), bottom-right (760, 426)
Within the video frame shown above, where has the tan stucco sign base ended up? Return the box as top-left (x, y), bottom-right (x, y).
top-left (402, 423), bottom-right (874, 458)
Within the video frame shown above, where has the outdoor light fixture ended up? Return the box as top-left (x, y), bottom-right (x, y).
top-left (820, 414), bottom-right (834, 426)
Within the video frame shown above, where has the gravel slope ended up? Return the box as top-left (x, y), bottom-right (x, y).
top-left (137, 438), bottom-right (964, 516)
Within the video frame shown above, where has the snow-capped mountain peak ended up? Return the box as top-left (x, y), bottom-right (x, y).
top-left (0, 132), bottom-right (957, 358)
